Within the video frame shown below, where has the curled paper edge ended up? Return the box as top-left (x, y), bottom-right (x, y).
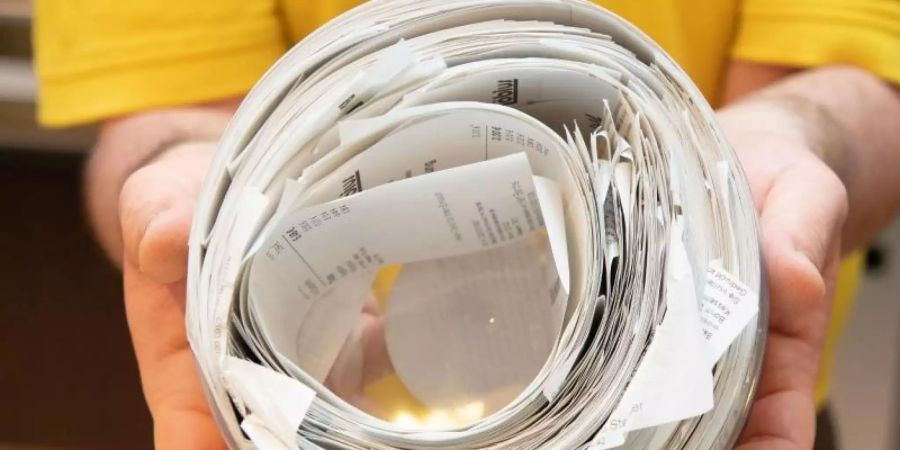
top-left (224, 357), bottom-right (317, 448)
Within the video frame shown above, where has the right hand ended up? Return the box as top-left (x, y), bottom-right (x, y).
top-left (119, 143), bottom-right (398, 447)
top-left (118, 141), bottom-right (227, 449)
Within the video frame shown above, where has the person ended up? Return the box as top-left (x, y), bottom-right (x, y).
top-left (34, 1), bottom-right (900, 449)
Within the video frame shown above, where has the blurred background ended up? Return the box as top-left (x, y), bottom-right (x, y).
top-left (0, 1), bottom-right (898, 449)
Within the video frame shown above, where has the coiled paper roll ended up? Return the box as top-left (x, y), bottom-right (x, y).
top-left (186, 1), bottom-right (767, 449)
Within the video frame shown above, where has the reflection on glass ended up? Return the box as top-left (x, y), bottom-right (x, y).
top-left (321, 232), bottom-right (565, 429)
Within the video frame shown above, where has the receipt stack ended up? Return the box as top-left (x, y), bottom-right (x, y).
top-left (185, 1), bottom-right (768, 449)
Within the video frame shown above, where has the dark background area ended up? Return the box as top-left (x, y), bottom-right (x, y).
top-left (0, 149), bottom-right (153, 449)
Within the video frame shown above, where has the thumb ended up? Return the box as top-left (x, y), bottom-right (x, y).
top-left (119, 142), bottom-right (216, 283)
top-left (736, 159), bottom-right (846, 450)
top-left (123, 264), bottom-right (227, 450)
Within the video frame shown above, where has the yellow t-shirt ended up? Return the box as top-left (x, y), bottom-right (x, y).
top-left (34, 0), bottom-right (898, 407)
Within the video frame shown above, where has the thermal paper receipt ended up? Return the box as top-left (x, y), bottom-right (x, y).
top-left (248, 153), bottom-right (568, 382)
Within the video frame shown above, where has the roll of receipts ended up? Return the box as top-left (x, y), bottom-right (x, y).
top-left (185, 1), bottom-right (768, 449)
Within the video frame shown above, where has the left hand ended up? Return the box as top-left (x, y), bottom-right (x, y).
top-left (720, 109), bottom-right (848, 450)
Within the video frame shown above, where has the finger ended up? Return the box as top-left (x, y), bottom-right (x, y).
top-left (363, 292), bottom-right (380, 315)
top-left (362, 311), bottom-right (394, 382)
top-left (758, 161), bottom-right (846, 338)
top-left (736, 241), bottom-right (839, 450)
top-left (736, 335), bottom-right (818, 450)
top-left (326, 314), bottom-right (368, 398)
top-left (737, 162), bottom-right (846, 450)
top-left (123, 261), bottom-right (226, 450)
top-left (119, 142), bottom-right (215, 283)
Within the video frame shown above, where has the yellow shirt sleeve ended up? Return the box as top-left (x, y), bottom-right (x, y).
top-left (733, 0), bottom-right (900, 84)
top-left (34, 0), bottom-right (288, 127)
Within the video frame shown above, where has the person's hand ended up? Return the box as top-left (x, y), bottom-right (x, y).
top-left (118, 141), bottom-right (227, 450)
top-left (720, 110), bottom-right (848, 450)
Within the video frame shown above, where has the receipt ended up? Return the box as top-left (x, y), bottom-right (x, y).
top-left (294, 106), bottom-right (571, 208)
top-left (249, 153), bottom-right (562, 381)
top-left (701, 262), bottom-right (760, 363)
top-left (592, 222), bottom-right (714, 448)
